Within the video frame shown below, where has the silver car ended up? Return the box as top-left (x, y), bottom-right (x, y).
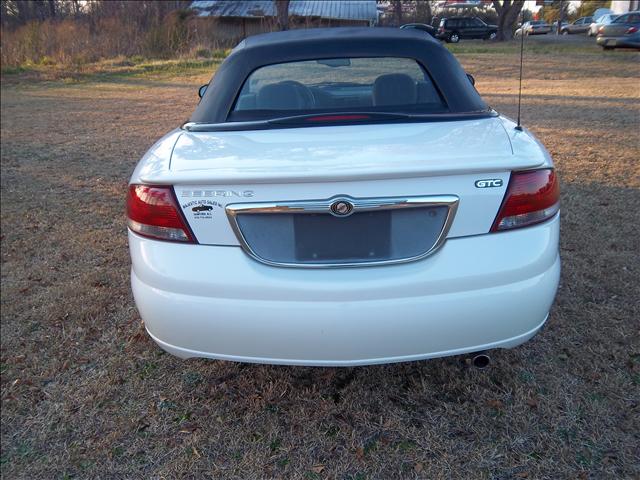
top-left (596, 11), bottom-right (640, 50)
top-left (561, 16), bottom-right (593, 35)
top-left (520, 20), bottom-right (551, 35)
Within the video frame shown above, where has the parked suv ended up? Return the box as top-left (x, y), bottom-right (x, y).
top-left (437, 17), bottom-right (498, 43)
top-left (561, 16), bottom-right (593, 34)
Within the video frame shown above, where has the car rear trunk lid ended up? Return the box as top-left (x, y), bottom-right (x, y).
top-left (160, 118), bottom-right (547, 263)
top-left (159, 118), bottom-right (541, 184)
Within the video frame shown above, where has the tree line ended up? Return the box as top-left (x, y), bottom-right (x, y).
top-left (1, 1), bottom-right (190, 26)
top-left (3, 1), bottom-right (600, 68)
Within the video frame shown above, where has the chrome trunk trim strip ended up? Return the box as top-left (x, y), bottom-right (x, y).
top-left (225, 194), bottom-right (459, 268)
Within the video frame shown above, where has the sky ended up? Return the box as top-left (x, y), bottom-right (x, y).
top-left (524, 1), bottom-right (584, 13)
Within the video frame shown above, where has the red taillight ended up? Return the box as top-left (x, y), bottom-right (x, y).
top-left (127, 185), bottom-right (195, 242)
top-left (306, 114), bottom-right (370, 122)
top-left (491, 169), bottom-right (560, 232)
top-left (439, 27), bottom-right (445, 33)
top-left (627, 26), bottom-right (638, 34)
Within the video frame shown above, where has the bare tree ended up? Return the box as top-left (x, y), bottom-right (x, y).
top-left (70, 0), bottom-right (80, 18)
top-left (556, 0), bottom-right (569, 35)
top-left (492, 0), bottom-right (525, 41)
top-left (415, 0), bottom-right (433, 26)
top-left (393, 0), bottom-right (402, 26)
top-left (274, 0), bottom-right (290, 31)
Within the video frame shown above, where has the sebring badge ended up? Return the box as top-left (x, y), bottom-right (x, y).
top-left (181, 190), bottom-right (255, 198)
top-left (475, 179), bottom-right (503, 188)
top-left (330, 200), bottom-right (354, 217)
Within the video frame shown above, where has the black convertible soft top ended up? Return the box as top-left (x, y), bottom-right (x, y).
top-left (189, 27), bottom-right (490, 126)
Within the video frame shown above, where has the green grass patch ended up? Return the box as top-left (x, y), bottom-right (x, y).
top-left (1, 64), bottom-right (32, 75)
top-left (446, 39), bottom-right (604, 56)
top-left (1, 54), bottom-right (227, 84)
top-left (113, 58), bottom-right (222, 78)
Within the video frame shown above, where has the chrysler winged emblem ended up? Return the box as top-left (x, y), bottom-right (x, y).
top-left (330, 200), bottom-right (354, 217)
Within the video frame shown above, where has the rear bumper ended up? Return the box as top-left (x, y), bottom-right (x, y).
top-left (530, 28), bottom-right (551, 34)
top-left (597, 36), bottom-right (640, 48)
top-left (129, 215), bottom-right (560, 366)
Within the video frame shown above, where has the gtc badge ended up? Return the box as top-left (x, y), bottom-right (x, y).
top-left (475, 179), bottom-right (503, 188)
top-left (330, 200), bottom-right (354, 217)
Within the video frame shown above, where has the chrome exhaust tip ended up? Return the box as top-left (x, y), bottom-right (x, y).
top-left (472, 353), bottom-right (490, 369)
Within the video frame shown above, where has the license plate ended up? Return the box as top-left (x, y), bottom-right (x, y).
top-left (294, 211), bottom-right (391, 262)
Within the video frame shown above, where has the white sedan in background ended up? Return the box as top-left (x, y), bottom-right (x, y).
top-left (516, 20), bottom-right (552, 36)
top-left (589, 14), bottom-right (619, 36)
top-left (127, 28), bottom-right (560, 367)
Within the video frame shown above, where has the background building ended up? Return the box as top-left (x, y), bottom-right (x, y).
top-left (190, 0), bottom-right (378, 42)
top-left (610, 0), bottom-right (640, 14)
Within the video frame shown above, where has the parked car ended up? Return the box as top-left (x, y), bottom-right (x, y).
top-left (588, 14), bottom-right (618, 36)
top-left (400, 22), bottom-right (436, 37)
top-left (519, 20), bottom-right (552, 36)
top-left (596, 11), bottom-right (640, 50)
top-left (560, 16), bottom-right (593, 34)
top-left (127, 28), bottom-right (560, 366)
top-left (436, 17), bottom-right (498, 42)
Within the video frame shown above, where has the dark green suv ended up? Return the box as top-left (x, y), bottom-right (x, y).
top-left (437, 17), bottom-right (498, 43)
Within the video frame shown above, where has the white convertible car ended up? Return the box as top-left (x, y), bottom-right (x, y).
top-left (127, 28), bottom-right (560, 366)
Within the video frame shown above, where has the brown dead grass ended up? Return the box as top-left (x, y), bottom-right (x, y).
top-left (1, 43), bottom-right (639, 479)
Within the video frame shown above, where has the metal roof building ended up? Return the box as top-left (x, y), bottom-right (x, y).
top-left (190, 1), bottom-right (379, 24)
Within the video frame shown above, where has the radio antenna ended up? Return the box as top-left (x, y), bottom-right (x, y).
top-left (515, 12), bottom-right (525, 131)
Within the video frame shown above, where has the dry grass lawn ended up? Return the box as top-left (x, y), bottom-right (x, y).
top-left (1, 41), bottom-right (639, 479)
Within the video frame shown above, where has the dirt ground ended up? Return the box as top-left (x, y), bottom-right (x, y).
top-left (1, 41), bottom-right (639, 479)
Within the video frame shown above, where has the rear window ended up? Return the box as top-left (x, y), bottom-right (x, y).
top-left (229, 57), bottom-right (447, 121)
top-left (627, 13), bottom-right (640, 23)
top-left (613, 13), bottom-right (638, 23)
